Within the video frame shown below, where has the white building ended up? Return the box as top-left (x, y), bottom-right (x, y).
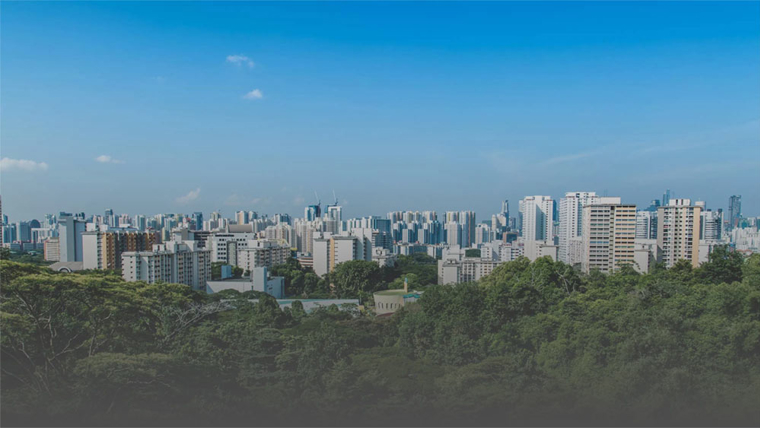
top-left (558, 192), bottom-right (599, 265)
top-left (519, 196), bottom-right (554, 241)
top-left (209, 231), bottom-right (258, 265)
top-left (523, 239), bottom-right (558, 262)
top-left (633, 239), bottom-right (659, 274)
top-left (122, 240), bottom-right (211, 290)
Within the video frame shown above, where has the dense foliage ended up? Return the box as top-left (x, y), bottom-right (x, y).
top-left (2, 249), bottom-right (759, 426)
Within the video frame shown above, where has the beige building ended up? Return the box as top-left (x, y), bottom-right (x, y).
top-left (582, 200), bottom-right (637, 274)
top-left (312, 234), bottom-right (372, 277)
top-left (657, 199), bottom-right (701, 268)
top-left (44, 237), bottom-right (60, 262)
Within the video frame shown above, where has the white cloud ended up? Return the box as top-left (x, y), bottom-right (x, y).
top-left (0, 157), bottom-right (48, 172)
top-left (243, 89), bottom-right (263, 100)
top-left (95, 155), bottom-right (124, 164)
top-left (176, 188), bottom-right (201, 205)
top-left (226, 54), bottom-right (255, 68)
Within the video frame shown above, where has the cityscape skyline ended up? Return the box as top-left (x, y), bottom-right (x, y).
top-left (0, 189), bottom-right (760, 224)
top-left (2, 1), bottom-right (759, 220)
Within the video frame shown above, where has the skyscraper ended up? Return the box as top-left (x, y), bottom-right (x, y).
top-left (657, 199), bottom-right (702, 268)
top-left (519, 196), bottom-right (554, 241)
top-left (558, 191), bottom-right (599, 265)
top-left (459, 210), bottom-right (476, 247)
top-left (581, 198), bottom-right (636, 274)
top-left (728, 195), bottom-right (742, 230)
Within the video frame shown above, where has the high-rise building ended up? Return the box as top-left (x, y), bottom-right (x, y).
top-left (191, 212), bottom-right (203, 230)
top-left (83, 230), bottom-right (160, 270)
top-left (444, 222), bottom-right (462, 246)
top-left (122, 240), bottom-right (211, 290)
top-left (635, 210), bottom-right (658, 240)
top-left (558, 191), bottom-right (599, 265)
top-left (459, 211), bottom-right (476, 247)
top-left (657, 199), bottom-right (702, 268)
top-left (305, 204), bottom-right (321, 221)
top-left (235, 210), bottom-right (249, 225)
top-left (662, 189), bottom-right (671, 207)
top-left (519, 196), bottom-right (554, 241)
top-left (16, 221), bottom-right (32, 242)
top-left (104, 209), bottom-right (115, 228)
top-left (728, 195), bottom-right (742, 230)
top-left (312, 234), bottom-right (372, 277)
top-left (58, 214), bottom-right (87, 262)
top-left (581, 199), bottom-right (636, 274)
top-left (700, 208), bottom-right (723, 242)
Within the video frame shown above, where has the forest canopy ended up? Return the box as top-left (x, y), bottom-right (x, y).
top-left (1, 249), bottom-right (759, 426)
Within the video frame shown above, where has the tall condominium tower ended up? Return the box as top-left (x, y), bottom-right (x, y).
top-left (657, 199), bottom-right (702, 268)
top-left (519, 196), bottom-right (554, 241)
top-left (581, 198), bottom-right (636, 274)
top-left (558, 191), bottom-right (599, 265)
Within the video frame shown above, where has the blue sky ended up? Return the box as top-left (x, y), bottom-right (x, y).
top-left (2, 1), bottom-right (759, 222)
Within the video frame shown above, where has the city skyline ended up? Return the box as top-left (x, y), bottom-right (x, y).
top-left (0, 190), bottom-right (753, 224)
top-left (2, 1), bottom-right (759, 220)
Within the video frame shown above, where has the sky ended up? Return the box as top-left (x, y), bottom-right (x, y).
top-left (2, 1), bottom-right (759, 222)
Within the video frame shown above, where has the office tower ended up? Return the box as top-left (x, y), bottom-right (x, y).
top-left (558, 191), bottom-right (599, 265)
top-left (635, 210), bottom-right (658, 240)
top-left (235, 210), bottom-right (250, 225)
top-left (662, 189), bottom-right (671, 207)
top-left (728, 195), bottom-right (742, 230)
top-left (191, 212), bottom-right (203, 230)
top-left (501, 199), bottom-right (509, 218)
top-left (82, 230), bottom-right (160, 270)
top-left (122, 240), bottom-right (211, 290)
top-left (305, 204), bottom-right (321, 221)
top-left (581, 198), bottom-right (636, 274)
top-left (16, 221), bottom-right (32, 242)
top-left (519, 196), bottom-right (554, 241)
top-left (58, 214), bottom-right (87, 262)
top-left (104, 209), bottom-right (115, 227)
top-left (700, 208), bottom-right (723, 241)
top-left (0, 195), bottom-right (3, 224)
top-left (657, 199), bottom-right (702, 268)
top-left (2, 223), bottom-right (17, 244)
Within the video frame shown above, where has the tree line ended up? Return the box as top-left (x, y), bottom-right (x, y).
top-left (1, 246), bottom-right (758, 426)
